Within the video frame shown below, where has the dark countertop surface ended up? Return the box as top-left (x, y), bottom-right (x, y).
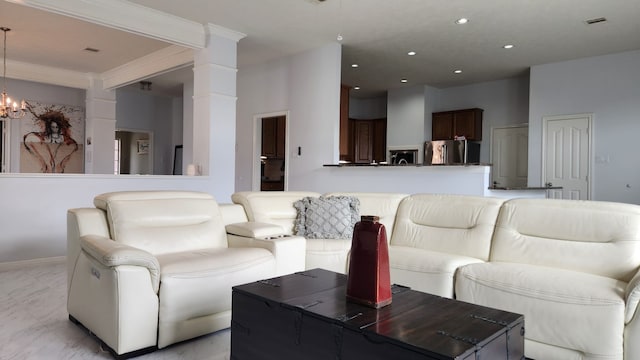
top-left (323, 163), bottom-right (491, 167)
top-left (488, 186), bottom-right (563, 190)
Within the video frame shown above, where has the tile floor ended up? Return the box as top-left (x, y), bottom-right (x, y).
top-left (0, 261), bottom-right (230, 360)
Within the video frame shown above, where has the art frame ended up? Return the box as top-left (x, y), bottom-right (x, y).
top-left (20, 100), bottom-right (85, 173)
top-left (137, 139), bottom-right (149, 154)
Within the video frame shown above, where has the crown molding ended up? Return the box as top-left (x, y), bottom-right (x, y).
top-left (5, 0), bottom-right (206, 48)
top-left (101, 45), bottom-right (194, 89)
top-left (204, 23), bottom-right (246, 43)
top-left (6, 60), bottom-right (92, 89)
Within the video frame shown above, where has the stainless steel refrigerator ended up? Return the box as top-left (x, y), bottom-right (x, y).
top-left (424, 140), bottom-right (480, 165)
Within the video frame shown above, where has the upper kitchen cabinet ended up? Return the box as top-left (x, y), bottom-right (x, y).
top-left (261, 115), bottom-right (286, 158)
top-left (432, 108), bottom-right (483, 141)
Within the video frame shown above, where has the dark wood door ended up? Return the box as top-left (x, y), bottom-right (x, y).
top-left (261, 115), bottom-right (286, 191)
top-left (354, 120), bottom-right (373, 163)
top-left (261, 116), bottom-right (286, 158)
top-left (261, 117), bottom-right (278, 157)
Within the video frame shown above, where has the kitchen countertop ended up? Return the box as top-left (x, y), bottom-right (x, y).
top-left (488, 186), bottom-right (562, 190)
top-left (323, 163), bottom-right (491, 167)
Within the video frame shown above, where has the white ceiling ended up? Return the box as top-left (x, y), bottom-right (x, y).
top-left (2, 0), bottom-right (640, 98)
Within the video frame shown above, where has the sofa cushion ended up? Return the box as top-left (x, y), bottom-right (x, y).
top-left (492, 198), bottom-right (640, 282)
top-left (293, 196), bottom-right (360, 239)
top-left (156, 247), bottom-right (275, 347)
top-left (95, 191), bottom-right (228, 255)
top-left (391, 194), bottom-right (505, 261)
top-left (323, 192), bottom-right (407, 239)
top-left (231, 191), bottom-right (321, 234)
top-left (305, 238), bottom-right (353, 273)
top-left (456, 262), bottom-right (625, 359)
top-left (389, 245), bottom-right (484, 297)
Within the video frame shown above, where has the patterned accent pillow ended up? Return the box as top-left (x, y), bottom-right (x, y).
top-left (294, 196), bottom-right (360, 239)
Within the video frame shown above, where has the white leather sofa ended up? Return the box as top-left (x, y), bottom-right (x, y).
top-left (231, 191), bottom-right (640, 360)
top-left (66, 191), bottom-right (305, 358)
top-left (231, 191), bottom-right (406, 273)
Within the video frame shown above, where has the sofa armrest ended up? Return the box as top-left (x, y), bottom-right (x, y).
top-left (226, 222), bottom-right (286, 238)
top-left (626, 269), bottom-right (640, 323)
top-left (80, 235), bottom-right (161, 293)
top-left (227, 234), bottom-right (306, 276)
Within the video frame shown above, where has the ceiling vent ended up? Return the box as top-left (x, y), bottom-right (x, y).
top-left (585, 17), bottom-right (607, 25)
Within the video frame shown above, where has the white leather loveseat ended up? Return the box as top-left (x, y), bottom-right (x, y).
top-left (66, 191), bottom-right (305, 358)
top-left (230, 191), bottom-right (640, 360)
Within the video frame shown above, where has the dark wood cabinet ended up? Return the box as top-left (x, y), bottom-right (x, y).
top-left (432, 108), bottom-right (483, 141)
top-left (261, 116), bottom-right (286, 158)
top-left (352, 118), bottom-right (387, 164)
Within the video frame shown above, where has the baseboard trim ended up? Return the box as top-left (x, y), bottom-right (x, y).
top-left (0, 256), bottom-right (66, 271)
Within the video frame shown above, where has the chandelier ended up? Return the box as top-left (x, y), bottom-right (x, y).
top-left (1, 27), bottom-right (26, 119)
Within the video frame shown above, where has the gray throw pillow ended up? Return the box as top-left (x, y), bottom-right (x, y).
top-left (294, 196), bottom-right (360, 239)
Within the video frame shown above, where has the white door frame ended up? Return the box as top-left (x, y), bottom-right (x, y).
top-left (0, 118), bottom-right (10, 172)
top-left (541, 113), bottom-right (593, 200)
top-left (252, 111), bottom-right (290, 191)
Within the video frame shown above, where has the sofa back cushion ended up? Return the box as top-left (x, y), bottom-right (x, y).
top-left (391, 194), bottom-right (505, 261)
top-left (231, 191), bottom-right (322, 235)
top-left (324, 192), bottom-right (407, 239)
top-left (94, 191), bottom-right (228, 255)
top-left (492, 198), bottom-right (640, 282)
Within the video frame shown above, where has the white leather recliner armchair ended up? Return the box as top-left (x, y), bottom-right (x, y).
top-left (66, 191), bottom-right (305, 358)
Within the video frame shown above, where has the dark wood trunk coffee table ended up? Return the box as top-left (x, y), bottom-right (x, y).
top-left (231, 268), bottom-right (525, 360)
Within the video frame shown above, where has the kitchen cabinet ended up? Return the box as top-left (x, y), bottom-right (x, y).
top-left (261, 116), bottom-right (286, 158)
top-left (432, 108), bottom-right (483, 141)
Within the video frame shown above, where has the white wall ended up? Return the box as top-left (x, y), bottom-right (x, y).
top-left (528, 50), bottom-right (640, 203)
top-left (387, 85), bottom-right (426, 149)
top-left (236, 43), bottom-right (342, 191)
top-left (0, 174), bottom-right (220, 263)
top-left (349, 96), bottom-right (387, 119)
top-left (435, 75), bottom-right (530, 162)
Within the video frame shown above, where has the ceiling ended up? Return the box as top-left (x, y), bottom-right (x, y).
top-left (2, 0), bottom-right (640, 98)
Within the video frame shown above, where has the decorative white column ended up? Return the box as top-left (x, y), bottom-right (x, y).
top-left (192, 24), bottom-right (245, 201)
top-left (85, 77), bottom-right (116, 174)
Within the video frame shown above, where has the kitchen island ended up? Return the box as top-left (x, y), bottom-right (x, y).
top-left (300, 163), bottom-right (493, 196)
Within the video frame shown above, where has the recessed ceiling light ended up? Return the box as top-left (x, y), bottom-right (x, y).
top-left (354, 86), bottom-right (360, 90)
top-left (407, 51), bottom-right (416, 56)
top-left (351, 63), bottom-right (359, 68)
top-left (455, 18), bottom-right (469, 25)
top-left (503, 44), bottom-right (515, 49)
top-left (400, 78), bottom-right (408, 83)
top-left (453, 69), bottom-right (463, 74)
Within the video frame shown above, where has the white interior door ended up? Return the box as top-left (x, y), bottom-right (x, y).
top-left (491, 125), bottom-right (528, 188)
top-left (543, 114), bottom-right (592, 200)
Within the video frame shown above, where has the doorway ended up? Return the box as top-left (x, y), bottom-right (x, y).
top-left (490, 124), bottom-right (528, 188)
top-left (253, 112), bottom-right (289, 191)
top-left (542, 114), bottom-right (592, 200)
top-left (115, 129), bottom-right (153, 175)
